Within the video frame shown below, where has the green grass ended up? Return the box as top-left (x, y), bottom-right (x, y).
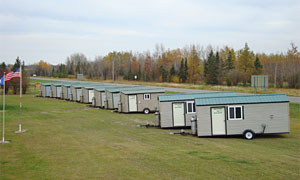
top-left (0, 93), bottom-right (299, 179)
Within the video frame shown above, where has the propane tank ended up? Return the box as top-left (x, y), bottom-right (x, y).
top-left (155, 111), bottom-right (160, 127)
top-left (191, 116), bottom-right (197, 135)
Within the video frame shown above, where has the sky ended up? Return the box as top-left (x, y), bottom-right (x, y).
top-left (0, 0), bottom-right (299, 65)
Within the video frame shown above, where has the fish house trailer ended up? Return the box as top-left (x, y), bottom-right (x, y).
top-left (119, 88), bottom-right (165, 114)
top-left (194, 94), bottom-right (289, 139)
top-left (158, 92), bottom-right (236, 128)
top-left (105, 86), bottom-right (148, 109)
top-left (61, 83), bottom-right (73, 100)
top-left (82, 84), bottom-right (104, 104)
top-left (51, 83), bottom-right (63, 98)
top-left (70, 84), bottom-right (85, 102)
top-left (40, 83), bottom-right (52, 97)
top-left (93, 86), bottom-right (116, 107)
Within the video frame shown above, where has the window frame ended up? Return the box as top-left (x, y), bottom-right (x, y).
top-left (186, 101), bottom-right (195, 114)
top-left (227, 106), bottom-right (243, 120)
top-left (143, 93), bottom-right (151, 100)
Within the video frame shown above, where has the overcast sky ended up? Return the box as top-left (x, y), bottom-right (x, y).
top-left (0, 0), bottom-right (299, 65)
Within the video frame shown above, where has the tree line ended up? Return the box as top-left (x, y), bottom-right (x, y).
top-left (0, 57), bottom-right (30, 94)
top-left (32, 43), bottom-right (300, 88)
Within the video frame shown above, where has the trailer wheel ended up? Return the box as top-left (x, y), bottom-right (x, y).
top-left (244, 130), bottom-right (255, 140)
top-left (143, 108), bottom-right (150, 114)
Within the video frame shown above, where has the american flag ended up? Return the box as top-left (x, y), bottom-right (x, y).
top-left (5, 67), bottom-right (21, 81)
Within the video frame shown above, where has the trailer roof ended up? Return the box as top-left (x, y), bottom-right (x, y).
top-left (158, 92), bottom-right (236, 102)
top-left (195, 94), bottom-right (289, 106)
top-left (41, 82), bottom-right (53, 86)
top-left (94, 86), bottom-right (117, 91)
top-left (121, 88), bottom-right (165, 94)
top-left (82, 84), bottom-right (105, 89)
top-left (106, 86), bottom-right (146, 92)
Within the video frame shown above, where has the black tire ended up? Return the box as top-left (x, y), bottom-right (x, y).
top-left (143, 108), bottom-right (150, 114)
top-left (244, 130), bottom-right (255, 140)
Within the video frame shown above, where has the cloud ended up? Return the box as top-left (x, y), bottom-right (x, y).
top-left (0, 0), bottom-right (299, 64)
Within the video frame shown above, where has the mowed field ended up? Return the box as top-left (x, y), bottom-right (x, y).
top-left (0, 87), bottom-right (299, 179)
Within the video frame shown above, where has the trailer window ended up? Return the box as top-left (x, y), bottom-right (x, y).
top-left (186, 101), bottom-right (195, 113)
top-left (228, 106), bottom-right (243, 120)
top-left (144, 94), bottom-right (151, 100)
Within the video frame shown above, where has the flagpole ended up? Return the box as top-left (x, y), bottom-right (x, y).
top-left (16, 65), bottom-right (26, 133)
top-left (1, 72), bottom-right (9, 143)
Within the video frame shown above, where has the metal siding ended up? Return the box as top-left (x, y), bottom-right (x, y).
top-left (82, 88), bottom-right (88, 103)
top-left (67, 87), bottom-right (71, 100)
top-left (94, 90), bottom-right (101, 107)
top-left (101, 92), bottom-right (106, 107)
top-left (196, 106), bottom-right (212, 136)
top-left (71, 87), bottom-right (76, 101)
top-left (51, 85), bottom-right (56, 97)
top-left (76, 89), bottom-right (82, 101)
top-left (46, 86), bottom-right (51, 97)
top-left (62, 87), bottom-right (67, 99)
top-left (41, 86), bottom-right (46, 97)
top-left (57, 87), bottom-right (62, 98)
top-left (106, 92), bottom-right (113, 109)
top-left (226, 103), bottom-right (289, 135)
top-left (113, 93), bottom-right (120, 109)
top-left (159, 102), bottom-right (174, 128)
top-left (120, 94), bottom-right (129, 112)
top-left (136, 93), bottom-right (162, 112)
top-left (185, 113), bottom-right (195, 126)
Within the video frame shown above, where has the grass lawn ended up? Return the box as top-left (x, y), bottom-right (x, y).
top-left (0, 90), bottom-right (299, 179)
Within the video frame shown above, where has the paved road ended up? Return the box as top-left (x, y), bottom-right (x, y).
top-left (32, 77), bottom-right (300, 104)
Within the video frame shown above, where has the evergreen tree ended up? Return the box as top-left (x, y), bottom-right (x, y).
top-left (205, 50), bottom-right (218, 85)
top-left (12, 56), bottom-right (21, 70)
top-left (254, 55), bottom-right (263, 74)
top-left (169, 65), bottom-right (176, 82)
top-left (0, 62), bottom-right (7, 69)
top-left (204, 60), bottom-right (208, 77)
top-left (184, 58), bottom-right (188, 82)
top-left (159, 65), bottom-right (168, 82)
top-left (179, 58), bottom-right (185, 82)
top-left (225, 52), bottom-right (234, 71)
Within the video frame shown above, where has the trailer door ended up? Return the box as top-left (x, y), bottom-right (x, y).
top-left (211, 107), bottom-right (226, 135)
top-left (101, 92), bottom-right (106, 107)
top-left (88, 90), bottom-right (94, 103)
top-left (128, 95), bottom-right (137, 112)
top-left (173, 103), bottom-right (185, 126)
top-left (57, 87), bottom-right (62, 98)
top-left (113, 93), bottom-right (120, 109)
top-left (46, 86), bottom-right (51, 97)
top-left (67, 88), bottom-right (71, 99)
top-left (76, 89), bottom-right (82, 101)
